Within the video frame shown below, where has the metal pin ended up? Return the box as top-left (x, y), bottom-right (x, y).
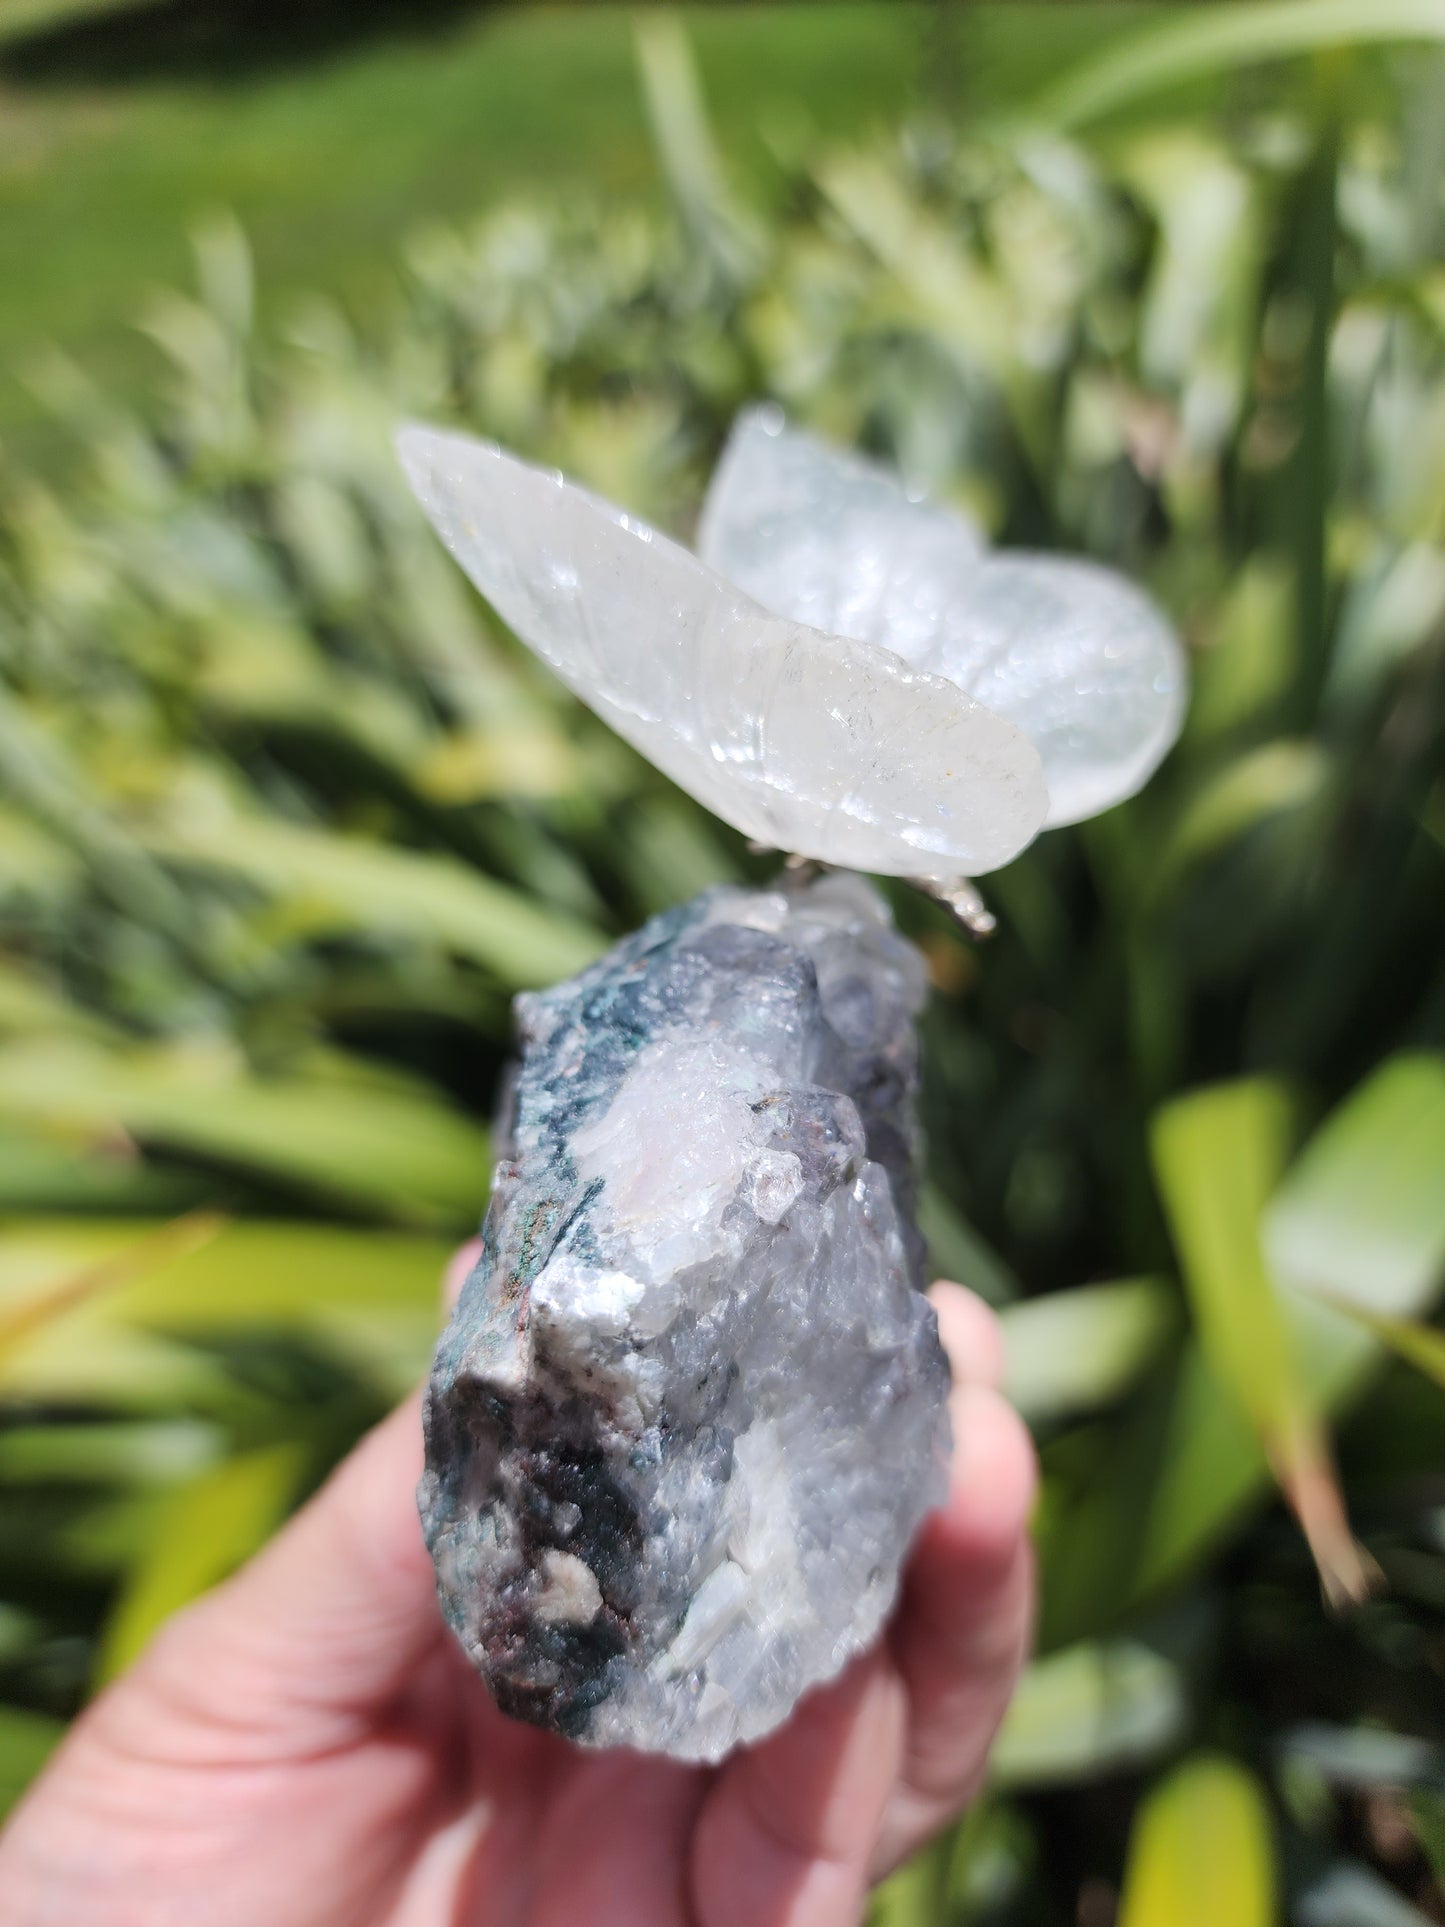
top-left (751, 848), bottom-right (996, 938)
top-left (911, 876), bottom-right (997, 940)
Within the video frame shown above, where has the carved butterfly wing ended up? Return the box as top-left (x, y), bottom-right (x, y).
top-left (397, 426), bottom-right (1048, 876)
top-left (696, 404), bottom-right (987, 655)
top-left (699, 410), bottom-right (1187, 828)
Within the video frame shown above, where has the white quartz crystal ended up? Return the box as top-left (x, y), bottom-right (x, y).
top-left (398, 411), bottom-right (1185, 876)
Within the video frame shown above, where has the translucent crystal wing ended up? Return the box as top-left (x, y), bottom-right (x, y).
top-left (905, 551), bottom-right (1188, 827)
top-left (696, 404), bottom-right (987, 653)
top-left (699, 409), bottom-right (1187, 827)
top-left (397, 425), bottom-right (1048, 876)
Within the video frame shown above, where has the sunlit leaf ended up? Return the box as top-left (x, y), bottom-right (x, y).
top-left (1185, 560), bottom-right (1298, 741)
top-left (814, 152), bottom-right (1015, 381)
top-left (0, 1037), bottom-right (491, 1226)
top-left (633, 12), bottom-right (758, 279)
top-left (0, 1210), bottom-right (224, 1363)
top-left (140, 814), bottom-right (603, 989)
top-left (0, 1125), bottom-right (204, 1214)
top-left (1117, 130), bottom-right (1261, 498)
top-left (1030, 0), bottom-right (1445, 130)
top-left (417, 722), bottom-right (582, 804)
top-left (1319, 1299), bottom-right (1445, 1391)
top-left (0, 1219), bottom-right (448, 1404)
top-left (1151, 1078), bottom-right (1372, 1605)
top-left (95, 1442), bottom-right (309, 1683)
top-left (1118, 1754), bottom-right (1276, 1927)
top-left (991, 1640), bottom-right (1188, 1789)
top-left (1075, 1056), bottom-right (1445, 1618)
top-left (0, 1706), bottom-right (63, 1819)
top-left (1002, 1279), bottom-right (1174, 1426)
top-left (1266, 1054), bottom-right (1445, 1324)
top-left (1279, 1722), bottom-right (1445, 1792)
top-left (0, 1420), bottom-right (219, 1486)
top-left (0, 960), bottom-right (119, 1042)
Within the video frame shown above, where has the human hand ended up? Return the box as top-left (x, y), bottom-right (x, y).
top-left (0, 1253), bottom-right (1035, 1927)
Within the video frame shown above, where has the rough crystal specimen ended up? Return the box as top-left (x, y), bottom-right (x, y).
top-left (419, 874), bottom-right (950, 1762)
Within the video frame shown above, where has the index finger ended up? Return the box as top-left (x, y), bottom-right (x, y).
top-left (872, 1282), bottom-right (1037, 1876)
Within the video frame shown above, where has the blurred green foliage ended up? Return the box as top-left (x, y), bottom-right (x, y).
top-left (2, 4), bottom-right (1445, 1920)
top-left (0, 0), bottom-right (1156, 464)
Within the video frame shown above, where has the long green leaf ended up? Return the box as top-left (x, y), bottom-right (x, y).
top-left (1280, 1723), bottom-right (1445, 1791)
top-left (0, 960), bottom-right (120, 1042)
top-left (0, 1036), bottom-right (491, 1226)
top-left (0, 1125), bottom-right (205, 1213)
top-left (1153, 742), bottom-right (1329, 890)
top-left (0, 1209), bottom-right (224, 1362)
top-left (95, 1443), bottom-right (309, 1683)
top-left (1295, 1861), bottom-right (1437, 1926)
top-left (1113, 1054), bottom-right (1445, 1611)
top-left (1031, 0), bottom-right (1445, 131)
top-left (0, 1420), bottom-right (219, 1486)
top-left (1151, 1078), bottom-right (1370, 1603)
top-left (633, 12), bottom-right (757, 279)
top-left (143, 814), bottom-right (603, 989)
top-left (1151, 1081), bottom-right (1300, 1428)
top-left (0, 1219), bottom-right (449, 1404)
top-left (919, 1185), bottom-right (1020, 1308)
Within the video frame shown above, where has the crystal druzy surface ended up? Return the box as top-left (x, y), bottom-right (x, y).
top-left (419, 874), bottom-right (951, 1762)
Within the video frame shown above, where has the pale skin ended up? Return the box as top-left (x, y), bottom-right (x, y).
top-left (0, 1249), bottom-right (1036, 1927)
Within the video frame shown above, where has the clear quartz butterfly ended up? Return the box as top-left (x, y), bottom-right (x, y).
top-left (397, 407), bottom-right (1186, 888)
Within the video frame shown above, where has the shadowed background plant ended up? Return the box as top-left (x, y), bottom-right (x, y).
top-left (1, 3), bottom-right (1444, 1921)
